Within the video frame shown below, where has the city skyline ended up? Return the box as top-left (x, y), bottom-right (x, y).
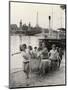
top-left (10, 2), bottom-right (65, 29)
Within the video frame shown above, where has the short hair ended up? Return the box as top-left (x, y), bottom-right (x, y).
top-left (34, 46), bottom-right (37, 49)
top-left (19, 44), bottom-right (27, 51)
top-left (28, 46), bottom-right (32, 50)
top-left (22, 44), bottom-right (27, 49)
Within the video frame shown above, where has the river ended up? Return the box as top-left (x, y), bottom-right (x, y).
top-left (10, 34), bottom-right (39, 72)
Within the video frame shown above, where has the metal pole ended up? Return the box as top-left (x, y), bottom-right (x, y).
top-left (52, 7), bottom-right (53, 29)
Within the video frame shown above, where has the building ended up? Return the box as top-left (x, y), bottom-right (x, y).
top-left (10, 24), bottom-right (18, 30)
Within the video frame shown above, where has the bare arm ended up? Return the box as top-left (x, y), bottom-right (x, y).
top-left (12, 51), bottom-right (21, 56)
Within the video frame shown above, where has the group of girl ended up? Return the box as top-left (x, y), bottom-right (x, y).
top-left (12, 43), bottom-right (63, 79)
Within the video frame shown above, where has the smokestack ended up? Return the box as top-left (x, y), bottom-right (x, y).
top-left (48, 16), bottom-right (52, 37)
top-left (49, 16), bottom-right (51, 29)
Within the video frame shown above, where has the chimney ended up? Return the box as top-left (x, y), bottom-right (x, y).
top-left (49, 16), bottom-right (51, 29)
top-left (48, 16), bottom-right (52, 37)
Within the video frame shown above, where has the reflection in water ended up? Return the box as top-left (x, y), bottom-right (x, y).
top-left (11, 35), bottom-right (39, 54)
top-left (19, 35), bottom-right (22, 45)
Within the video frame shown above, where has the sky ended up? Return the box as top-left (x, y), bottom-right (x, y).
top-left (10, 2), bottom-right (65, 29)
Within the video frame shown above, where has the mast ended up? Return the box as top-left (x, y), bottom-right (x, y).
top-left (36, 11), bottom-right (39, 27)
top-left (52, 7), bottom-right (53, 29)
